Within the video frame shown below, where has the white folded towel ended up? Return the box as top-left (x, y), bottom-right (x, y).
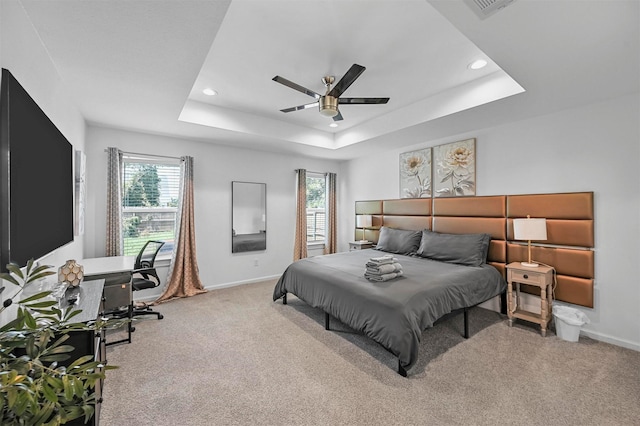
top-left (364, 270), bottom-right (404, 282)
top-left (366, 262), bottom-right (403, 275)
top-left (366, 255), bottom-right (399, 267)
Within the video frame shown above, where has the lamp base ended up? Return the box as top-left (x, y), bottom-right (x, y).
top-left (520, 261), bottom-right (540, 268)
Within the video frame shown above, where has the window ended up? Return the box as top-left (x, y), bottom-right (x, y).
top-left (121, 156), bottom-right (180, 256)
top-left (306, 173), bottom-right (326, 244)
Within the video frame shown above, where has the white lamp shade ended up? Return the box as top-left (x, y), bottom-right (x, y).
top-left (513, 218), bottom-right (547, 241)
top-left (356, 214), bottom-right (373, 228)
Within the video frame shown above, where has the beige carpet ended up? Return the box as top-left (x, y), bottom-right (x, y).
top-left (100, 279), bottom-right (640, 425)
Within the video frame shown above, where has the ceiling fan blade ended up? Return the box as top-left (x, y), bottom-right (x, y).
top-left (280, 102), bottom-right (319, 113)
top-left (333, 111), bottom-right (344, 121)
top-left (328, 64), bottom-right (366, 98)
top-left (272, 76), bottom-right (321, 99)
top-left (339, 97), bottom-right (390, 104)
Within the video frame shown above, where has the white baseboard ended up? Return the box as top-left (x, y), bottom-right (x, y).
top-left (202, 275), bottom-right (282, 291)
top-left (580, 329), bottom-right (640, 352)
top-left (134, 274), bottom-right (282, 303)
top-left (500, 294), bottom-right (640, 352)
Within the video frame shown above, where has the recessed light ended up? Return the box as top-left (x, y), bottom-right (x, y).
top-left (329, 123), bottom-right (338, 128)
top-left (468, 59), bottom-right (488, 70)
top-left (203, 88), bottom-right (217, 96)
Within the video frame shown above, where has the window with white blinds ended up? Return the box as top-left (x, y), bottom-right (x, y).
top-left (121, 155), bottom-right (181, 256)
top-left (306, 173), bottom-right (326, 244)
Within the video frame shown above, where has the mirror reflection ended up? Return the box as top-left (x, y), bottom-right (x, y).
top-left (232, 181), bottom-right (266, 253)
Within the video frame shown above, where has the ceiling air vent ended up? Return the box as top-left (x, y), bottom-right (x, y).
top-left (464, 0), bottom-right (516, 19)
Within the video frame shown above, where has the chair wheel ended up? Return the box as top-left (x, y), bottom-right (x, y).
top-left (158, 314), bottom-right (164, 320)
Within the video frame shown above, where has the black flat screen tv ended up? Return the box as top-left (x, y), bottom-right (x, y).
top-left (0, 68), bottom-right (74, 272)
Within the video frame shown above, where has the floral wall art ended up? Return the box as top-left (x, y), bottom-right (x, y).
top-left (400, 148), bottom-right (431, 198)
top-left (433, 138), bottom-right (476, 197)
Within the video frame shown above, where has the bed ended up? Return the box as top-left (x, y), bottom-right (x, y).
top-left (273, 193), bottom-right (594, 376)
top-left (273, 248), bottom-right (505, 375)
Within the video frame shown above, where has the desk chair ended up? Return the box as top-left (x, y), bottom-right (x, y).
top-left (131, 240), bottom-right (165, 320)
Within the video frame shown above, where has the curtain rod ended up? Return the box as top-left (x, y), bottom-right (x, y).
top-left (295, 169), bottom-right (330, 175)
top-left (105, 148), bottom-right (182, 161)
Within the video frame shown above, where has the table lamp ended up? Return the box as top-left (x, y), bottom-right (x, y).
top-left (513, 215), bottom-right (547, 267)
top-left (356, 214), bottom-right (372, 242)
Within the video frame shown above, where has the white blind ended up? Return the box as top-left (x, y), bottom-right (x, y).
top-left (306, 173), bottom-right (326, 243)
top-left (121, 157), bottom-right (181, 256)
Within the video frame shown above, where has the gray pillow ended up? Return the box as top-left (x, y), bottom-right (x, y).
top-left (417, 230), bottom-right (491, 267)
top-left (374, 226), bottom-right (422, 255)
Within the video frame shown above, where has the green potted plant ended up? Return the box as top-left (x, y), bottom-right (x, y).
top-left (0, 260), bottom-right (120, 425)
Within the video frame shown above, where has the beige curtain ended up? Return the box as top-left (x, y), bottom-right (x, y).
top-left (323, 172), bottom-right (337, 255)
top-left (293, 169), bottom-right (308, 261)
top-left (155, 156), bottom-right (206, 304)
top-left (105, 147), bottom-right (123, 256)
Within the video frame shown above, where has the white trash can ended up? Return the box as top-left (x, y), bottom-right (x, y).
top-left (553, 305), bottom-right (590, 342)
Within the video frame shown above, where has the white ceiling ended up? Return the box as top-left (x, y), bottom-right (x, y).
top-left (19, 0), bottom-right (640, 160)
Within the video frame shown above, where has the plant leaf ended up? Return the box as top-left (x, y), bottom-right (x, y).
top-left (23, 309), bottom-right (37, 329)
top-left (24, 300), bottom-right (59, 309)
top-left (0, 272), bottom-right (20, 286)
top-left (67, 355), bottom-right (95, 370)
top-left (19, 291), bottom-right (53, 304)
top-left (45, 344), bottom-right (75, 355)
top-left (40, 354), bottom-right (71, 363)
top-left (6, 263), bottom-right (24, 280)
top-left (63, 375), bottom-right (74, 401)
top-left (73, 376), bottom-right (85, 397)
top-left (64, 309), bottom-right (83, 322)
top-left (42, 382), bottom-right (59, 403)
top-left (25, 258), bottom-right (35, 275)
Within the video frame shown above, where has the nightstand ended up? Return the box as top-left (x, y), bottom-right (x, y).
top-left (506, 262), bottom-right (554, 337)
top-left (349, 241), bottom-right (374, 251)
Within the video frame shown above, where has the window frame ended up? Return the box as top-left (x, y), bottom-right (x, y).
top-left (305, 172), bottom-right (327, 247)
top-left (120, 154), bottom-right (181, 259)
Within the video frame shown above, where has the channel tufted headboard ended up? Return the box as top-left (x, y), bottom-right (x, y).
top-left (506, 192), bottom-right (594, 307)
top-left (355, 192), bottom-right (595, 308)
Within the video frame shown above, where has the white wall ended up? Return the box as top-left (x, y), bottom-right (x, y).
top-left (84, 126), bottom-right (340, 296)
top-left (0, 0), bottom-right (86, 270)
top-left (338, 93), bottom-right (640, 350)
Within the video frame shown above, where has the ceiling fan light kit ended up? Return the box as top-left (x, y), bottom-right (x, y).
top-left (273, 64), bottom-right (389, 122)
top-left (319, 95), bottom-right (338, 117)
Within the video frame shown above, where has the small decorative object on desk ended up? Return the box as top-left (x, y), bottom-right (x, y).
top-left (58, 259), bottom-right (84, 287)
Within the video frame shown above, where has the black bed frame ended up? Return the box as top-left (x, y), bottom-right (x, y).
top-left (281, 292), bottom-right (505, 377)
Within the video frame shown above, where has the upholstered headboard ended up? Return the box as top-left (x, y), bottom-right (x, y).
top-left (354, 192), bottom-right (595, 308)
top-left (354, 198), bottom-right (431, 242)
top-left (433, 196), bottom-right (507, 277)
top-left (506, 192), bottom-right (594, 307)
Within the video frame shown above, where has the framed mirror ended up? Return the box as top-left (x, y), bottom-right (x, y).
top-left (232, 181), bottom-right (266, 253)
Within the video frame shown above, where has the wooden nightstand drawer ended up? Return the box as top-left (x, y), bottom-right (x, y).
top-left (509, 269), bottom-right (543, 285)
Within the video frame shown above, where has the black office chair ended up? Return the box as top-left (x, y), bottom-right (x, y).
top-left (131, 240), bottom-right (165, 320)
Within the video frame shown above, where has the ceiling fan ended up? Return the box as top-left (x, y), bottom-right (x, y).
top-left (272, 64), bottom-right (389, 121)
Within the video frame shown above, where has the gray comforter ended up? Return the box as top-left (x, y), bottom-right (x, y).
top-left (273, 249), bottom-right (506, 370)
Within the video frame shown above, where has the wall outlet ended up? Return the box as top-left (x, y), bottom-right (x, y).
top-left (253, 259), bottom-right (259, 267)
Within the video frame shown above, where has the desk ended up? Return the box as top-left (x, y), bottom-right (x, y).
top-left (82, 256), bottom-right (136, 345)
top-left (82, 256), bottom-right (135, 310)
top-left (0, 279), bottom-right (105, 328)
top-left (82, 256), bottom-right (136, 279)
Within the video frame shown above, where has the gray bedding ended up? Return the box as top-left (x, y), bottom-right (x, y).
top-left (273, 249), bottom-right (506, 370)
